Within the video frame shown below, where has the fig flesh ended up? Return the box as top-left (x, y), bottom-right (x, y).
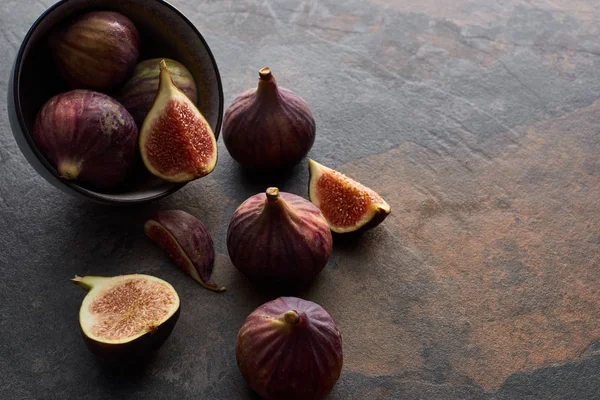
top-left (227, 187), bottom-right (332, 287)
top-left (51, 11), bottom-right (140, 91)
top-left (119, 58), bottom-right (198, 127)
top-left (145, 210), bottom-right (225, 292)
top-left (236, 297), bottom-right (343, 400)
top-left (308, 159), bottom-right (391, 233)
top-left (72, 274), bottom-right (180, 364)
top-left (223, 67), bottom-right (315, 171)
top-left (33, 90), bottom-right (139, 189)
top-left (139, 60), bottom-right (217, 182)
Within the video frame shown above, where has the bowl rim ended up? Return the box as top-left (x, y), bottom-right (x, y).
top-left (11, 0), bottom-right (224, 205)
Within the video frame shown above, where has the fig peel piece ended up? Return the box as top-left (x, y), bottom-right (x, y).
top-left (72, 274), bottom-right (180, 364)
top-left (308, 159), bottom-right (391, 233)
top-left (145, 210), bottom-right (225, 292)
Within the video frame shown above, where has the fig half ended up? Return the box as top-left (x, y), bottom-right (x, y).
top-left (72, 274), bottom-right (180, 364)
top-left (308, 159), bottom-right (391, 233)
top-left (236, 297), bottom-right (343, 400)
top-left (139, 60), bottom-right (217, 182)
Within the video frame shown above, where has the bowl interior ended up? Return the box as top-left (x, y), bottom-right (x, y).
top-left (14, 0), bottom-right (223, 203)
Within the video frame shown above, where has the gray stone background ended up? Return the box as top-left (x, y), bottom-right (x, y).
top-left (2, 0), bottom-right (600, 399)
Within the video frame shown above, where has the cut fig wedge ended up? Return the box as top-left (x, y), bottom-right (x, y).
top-left (72, 274), bottom-right (180, 364)
top-left (308, 159), bottom-right (391, 233)
top-left (139, 59), bottom-right (217, 182)
top-left (145, 210), bottom-right (226, 292)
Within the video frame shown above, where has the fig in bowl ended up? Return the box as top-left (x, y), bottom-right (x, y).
top-left (119, 58), bottom-right (198, 128)
top-left (50, 11), bottom-right (140, 92)
top-left (33, 90), bottom-right (138, 190)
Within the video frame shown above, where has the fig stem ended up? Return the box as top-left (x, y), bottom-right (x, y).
top-left (58, 161), bottom-right (80, 180)
top-left (259, 67), bottom-right (272, 80)
top-left (266, 187), bottom-right (280, 202)
top-left (71, 275), bottom-right (92, 291)
top-left (158, 59), bottom-right (176, 95)
top-left (284, 310), bottom-right (301, 325)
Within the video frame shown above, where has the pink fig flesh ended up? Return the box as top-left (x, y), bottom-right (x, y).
top-left (145, 210), bottom-right (225, 292)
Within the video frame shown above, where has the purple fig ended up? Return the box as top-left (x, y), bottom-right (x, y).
top-left (236, 296), bottom-right (343, 400)
top-left (223, 67), bottom-right (316, 171)
top-left (51, 11), bottom-right (140, 91)
top-left (227, 187), bottom-right (332, 287)
top-left (145, 210), bottom-right (225, 292)
top-left (33, 90), bottom-right (138, 189)
top-left (139, 60), bottom-right (217, 183)
top-left (119, 58), bottom-right (198, 128)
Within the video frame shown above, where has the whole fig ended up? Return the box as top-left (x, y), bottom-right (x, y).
top-left (33, 90), bottom-right (138, 189)
top-left (119, 58), bottom-right (198, 127)
top-left (223, 67), bottom-right (316, 171)
top-left (51, 11), bottom-right (140, 91)
top-left (236, 296), bottom-right (343, 400)
top-left (227, 187), bottom-right (332, 287)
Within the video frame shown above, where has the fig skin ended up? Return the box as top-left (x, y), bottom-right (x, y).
top-left (227, 187), bottom-right (332, 288)
top-left (119, 58), bottom-right (198, 128)
top-left (236, 297), bottom-right (343, 400)
top-left (50, 11), bottom-right (140, 91)
top-left (72, 275), bottom-right (180, 366)
top-left (139, 60), bottom-right (218, 183)
top-left (308, 159), bottom-right (391, 233)
top-left (145, 210), bottom-right (225, 292)
top-left (33, 90), bottom-right (139, 189)
top-left (223, 67), bottom-right (316, 171)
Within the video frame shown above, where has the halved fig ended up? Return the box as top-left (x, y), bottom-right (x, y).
top-left (72, 274), bottom-right (180, 364)
top-left (139, 60), bottom-right (217, 182)
top-left (308, 159), bottom-right (391, 233)
top-left (145, 210), bottom-right (225, 292)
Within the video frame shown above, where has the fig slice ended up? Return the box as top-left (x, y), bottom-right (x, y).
top-left (145, 210), bottom-right (225, 292)
top-left (308, 159), bottom-right (391, 233)
top-left (139, 59), bottom-right (217, 182)
top-left (72, 274), bottom-right (180, 364)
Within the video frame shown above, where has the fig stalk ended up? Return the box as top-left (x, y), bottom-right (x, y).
top-left (283, 310), bottom-right (301, 325)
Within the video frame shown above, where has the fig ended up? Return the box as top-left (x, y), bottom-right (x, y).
top-left (145, 210), bottom-right (225, 292)
top-left (119, 58), bottom-right (198, 127)
top-left (227, 187), bottom-right (332, 287)
top-left (223, 67), bottom-right (316, 171)
top-left (139, 60), bottom-right (218, 182)
top-left (72, 274), bottom-right (180, 364)
top-left (33, 90), bottom-right (139, 189)
top-left (308, 159), bottom-right (391, 233)
top-left (50, 11), bottom-right (140, 91)
top-left (236, 297), bottom-right (343, 400)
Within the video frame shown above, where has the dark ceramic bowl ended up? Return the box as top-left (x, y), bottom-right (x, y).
top-left (7, 0), bottom-right (223, 204)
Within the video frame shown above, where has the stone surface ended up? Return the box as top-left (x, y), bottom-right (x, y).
top-left (2, 0), bottom-right (600, 399)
